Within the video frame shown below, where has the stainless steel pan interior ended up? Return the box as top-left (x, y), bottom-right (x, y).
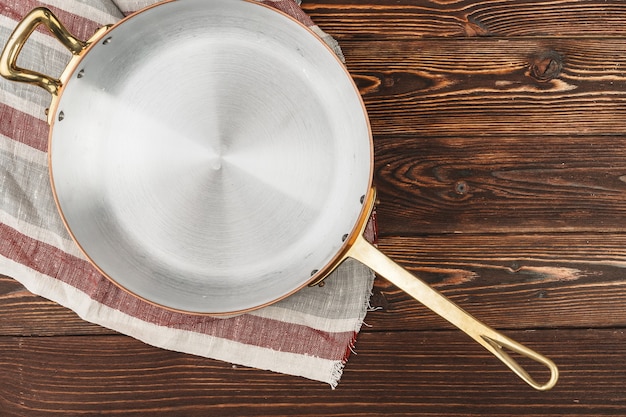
top-left (47, 0), bottom-right (373, 313)
top-left (1, 0), bottom-right (558, 391)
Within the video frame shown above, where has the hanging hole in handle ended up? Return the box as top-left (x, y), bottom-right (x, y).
top-left (481, 335), bottom-right (559, 391)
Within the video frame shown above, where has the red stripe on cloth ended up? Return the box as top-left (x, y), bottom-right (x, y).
top-left (2, 1), bottom-right (106, 42)
top-left (0, 222), bottom-right (104, 287)
top-left (0, 223), bottom-right (351, 360)
top-left (0, 103), bottom-right (48, 152)
top-left (260, 0), bottom-right (315, 27)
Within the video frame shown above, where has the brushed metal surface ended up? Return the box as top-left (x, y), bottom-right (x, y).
top-left (49, 0), bottom-right (372, 313)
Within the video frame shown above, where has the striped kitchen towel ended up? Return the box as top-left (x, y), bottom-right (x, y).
top-left (0, 0), bottom-right (376, 387)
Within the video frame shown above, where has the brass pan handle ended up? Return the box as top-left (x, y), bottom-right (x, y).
top-left (347, 235), bottom-right (559, 391)
top-left (0, 7), bottom-right (87, 95)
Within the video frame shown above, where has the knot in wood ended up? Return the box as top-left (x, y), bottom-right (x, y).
top-left (454, 180), bottom-right (469, 195)
top-left (529, 50), bottom-right (563, 81)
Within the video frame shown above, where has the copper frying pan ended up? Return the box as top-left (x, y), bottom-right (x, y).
top-left (0, 0), bottom-right (558, 390)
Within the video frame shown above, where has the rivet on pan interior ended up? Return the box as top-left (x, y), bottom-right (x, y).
top-left (360, 195), bottom-right (365, 204)
top-left (310, 269), bottom-right (319, 276)
top-left (58, 111), bottom-right (65, 121)
top-left (77, 69), bottom-right (84, 78)
top-left (342, 233), bottom-right (349, 242)
top-left (102, 37), bottom-right (112, 45)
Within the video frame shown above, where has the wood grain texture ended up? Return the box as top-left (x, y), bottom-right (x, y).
top-left (368, 233), bottom-right (626, 330)
top-left (0, 330), bottom-right (623, 416)
top-left (302, 0), bottom-right (626, 39)
top-left (343, 38), bottom-right (626, 137)
top-left (373, 135), bottom-right (626, 234)
top-left (0, 275), bottom-right (110, 336)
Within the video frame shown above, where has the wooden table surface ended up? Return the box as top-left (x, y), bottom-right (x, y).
top-left (3, 0), bottom-right (626, 415)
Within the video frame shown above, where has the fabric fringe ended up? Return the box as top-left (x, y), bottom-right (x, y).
top-left (331, 286), bottom-right (375, 388)
top-left (329, 360), bottom-right (345, 390)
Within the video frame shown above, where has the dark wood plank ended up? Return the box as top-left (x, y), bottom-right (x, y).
top-left (367, 233), bottom-right (626, 330)
top-left (0, 329), bottom-right (622, 416)
top-left (341, 38), bottom-right (626, 137)
top-left (302, 0), bottom-right (626, 39)
top-left (373, 135), bottom-right (626, 234)
top-left (0, 275), bottom-right (113, 336)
